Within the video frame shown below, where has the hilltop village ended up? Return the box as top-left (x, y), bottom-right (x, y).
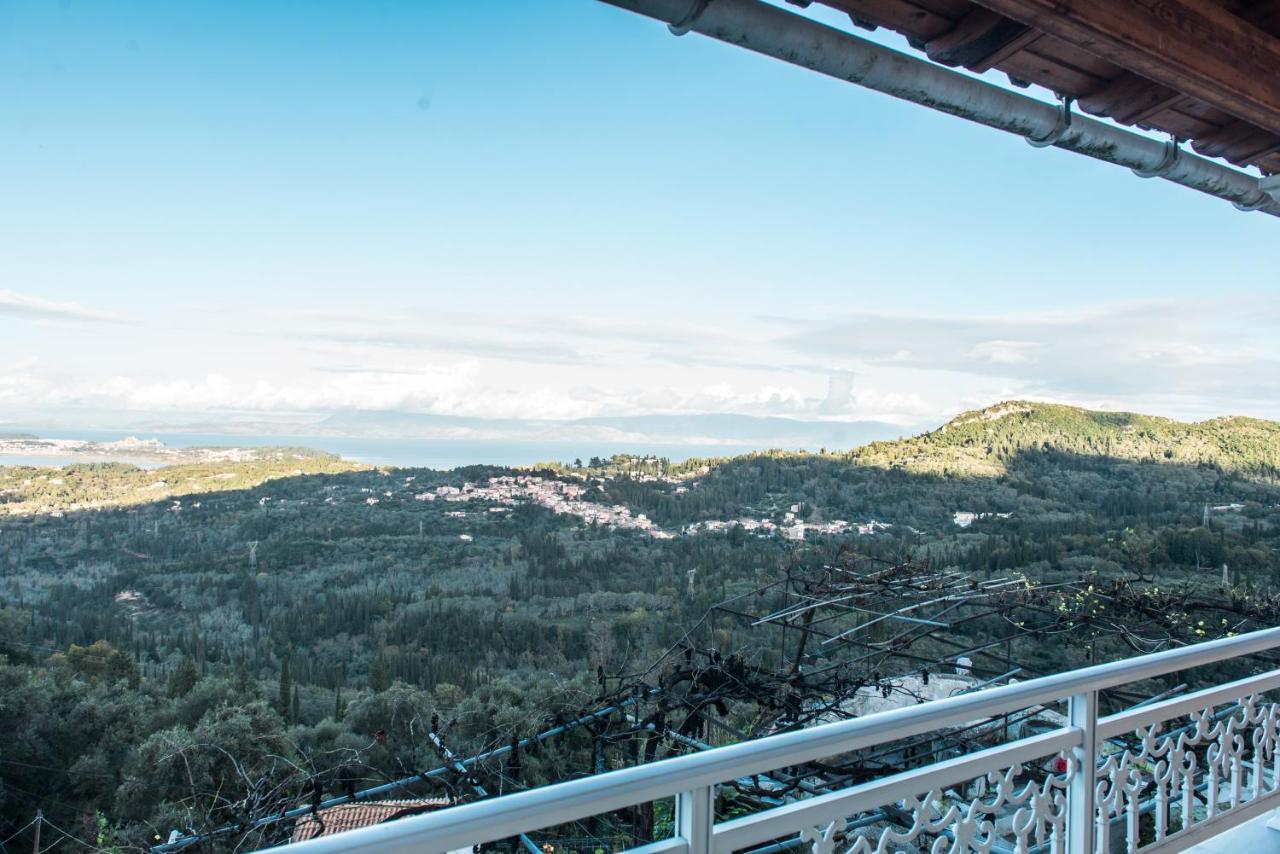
top-left (410, 474), bottom-right (892, 541)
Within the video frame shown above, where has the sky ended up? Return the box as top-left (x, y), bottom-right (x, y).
top-left (2, 0), bottom-right (1278, 442)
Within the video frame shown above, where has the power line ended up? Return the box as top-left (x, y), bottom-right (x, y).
top-left (0, 819), bottom-right (37, 850)
top-left (154, 690), bottom-right (658, 852)
top-left (33, 813), bottom-right (106, 853)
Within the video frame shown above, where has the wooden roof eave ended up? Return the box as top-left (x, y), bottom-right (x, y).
top-left (819, 0), bottom-right (1280, 174)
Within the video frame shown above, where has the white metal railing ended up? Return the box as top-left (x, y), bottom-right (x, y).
top-left (266, 628), bottom-right (1280, 854)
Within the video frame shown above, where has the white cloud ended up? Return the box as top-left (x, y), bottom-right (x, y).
top-left (968, 340), bottom-right (1040, 365)
top-left (5, 295), bottom-right (1279, 434)
top-left (775, 297), bottom-right (1280, 416)
top-left (0, 291), bottom-right (124, 324)
top-left (850, 388), bottom-right (941, 423)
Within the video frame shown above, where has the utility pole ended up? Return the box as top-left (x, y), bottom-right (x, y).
top-left (32, 810), bottom-right (42, 854)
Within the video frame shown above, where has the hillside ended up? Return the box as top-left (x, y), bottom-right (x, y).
top-left (596, 401), bottom-right (1280, 539)
top-left (1, 401), bottom-right (1279, 848)
top-left (0, 452), bottom-right (363, 516)
top-left (848, 400), bottom-right (1280, 477)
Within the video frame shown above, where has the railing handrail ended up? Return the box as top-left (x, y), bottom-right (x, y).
top-left (265, 626), bottom-right (1280, 854)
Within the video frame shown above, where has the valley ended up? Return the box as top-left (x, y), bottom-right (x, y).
top-left (2, 401), bottom-right (1279, 848)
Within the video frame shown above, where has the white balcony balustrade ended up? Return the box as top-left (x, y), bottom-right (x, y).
top-left (265, 627), bottom-right (1280, 854)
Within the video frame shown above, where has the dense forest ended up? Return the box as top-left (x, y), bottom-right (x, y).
top-left (1, 401), bottom-right (1279, 849)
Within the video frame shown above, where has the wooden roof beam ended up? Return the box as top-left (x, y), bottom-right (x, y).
top-left (1244, 142), bottom-right (1280, 169)
top-left (1241, 0), bottom-right (1280, 35)
top-left (1078, 74), bottom-right (1186, 126)
top-left (965, 0), bottom-right (1280, 137)
top-left (924, 8), bottom-right (1040, 72)
top-left (823, 0), bottom-right (957, 41)
top-left (1192, 120), bottom-right (1280, 165)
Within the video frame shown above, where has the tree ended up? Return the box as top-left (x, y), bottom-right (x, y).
top-left (235, 663), bottom-right (256, 696)
top-left (168, 655), bottom-right (200, 698)
top-left (369, 656), bottom-right (391, 693)
top-left (0, 607), bottom-right (29, 660)
top-left (63, 640), bottom-right (140, 689)
top-left (277, 655), bottom-right (292, 721)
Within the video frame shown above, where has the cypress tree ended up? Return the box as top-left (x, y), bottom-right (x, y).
top-left (168, 655), bottom-right (199, 698)
top-left (234, 662), bottom-right (254, 696)
top-left (369, 656), bottom-right (390, 693)
top-left (278, 655), bottom-right (292, 720)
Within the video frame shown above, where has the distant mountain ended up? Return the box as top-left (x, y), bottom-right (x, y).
top-left (848, 400), bottom-right (1280, 476)
top-left (0, 434), bottom-right (342, 467)
top-left (574, 414), bottom-right (907, 447)
top-left (315, 410), bottom-right (550, 439)
top-left (315, 409), bottom-right (912, 450)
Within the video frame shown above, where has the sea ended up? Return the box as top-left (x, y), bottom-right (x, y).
top-left (0, 429), bottom-right (760, 471)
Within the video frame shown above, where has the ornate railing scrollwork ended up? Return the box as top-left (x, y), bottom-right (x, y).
top-left (1094, 694), bottom-right (1280, 852)
top-left (796, 758), bottom-right (1072, 854)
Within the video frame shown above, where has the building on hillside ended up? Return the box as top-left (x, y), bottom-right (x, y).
top-left (291, 798), bottom-right (454, 844)
top-left (826, 668), bottom-right (1066, 772)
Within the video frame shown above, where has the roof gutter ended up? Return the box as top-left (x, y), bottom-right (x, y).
top-left (599, 0), bottom-right (1280, 218)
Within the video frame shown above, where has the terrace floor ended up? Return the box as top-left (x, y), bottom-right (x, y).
top-left (1187, 810), bottom-right (1280, 853)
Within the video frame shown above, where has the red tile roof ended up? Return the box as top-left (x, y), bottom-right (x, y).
top-left (291, 798), bottom-right (452, 842)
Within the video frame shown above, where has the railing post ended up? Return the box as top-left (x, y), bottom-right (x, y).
top-left (1067, 690), bottom-right (1098, 854)
top-left (676, 786), bottom-right (713, 854)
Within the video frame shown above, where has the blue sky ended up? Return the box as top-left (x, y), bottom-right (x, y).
top-left (2, 0), bottom-right (1278, 439)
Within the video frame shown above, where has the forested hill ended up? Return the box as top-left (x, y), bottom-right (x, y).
top-left (0, 452), bottom-right (363, 516)
top-left (2, 402), bottom-right (1279, 848)
top-left (846, 400), bottom-right (1280, 477)
top-left (598, 401), bottom-right (1280, 533)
